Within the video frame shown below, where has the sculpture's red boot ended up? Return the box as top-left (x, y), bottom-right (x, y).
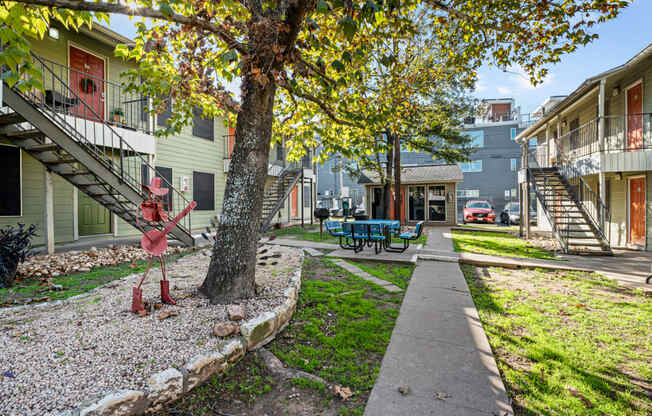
top-left (132, 287), bottom-right (145, 313)
top-left (160, 280), bottom-right (176, 305)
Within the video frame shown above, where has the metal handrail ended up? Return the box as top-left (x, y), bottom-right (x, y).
top-left (552, 138), bottom-right (611, 246)
top-left (527, 149), bottom-right (569, 252)
top-left (36, 55), bottom-right (151, 133)
top-left (10, 52), bottom-right (193, 235)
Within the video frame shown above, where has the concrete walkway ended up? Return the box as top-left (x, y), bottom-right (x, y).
top-left (329, 258), bottom-right (403, 293)
top-left (364, 227), bottom-right (513, 416)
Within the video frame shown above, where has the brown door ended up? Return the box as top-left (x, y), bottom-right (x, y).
top-left (629, 177), bottom-right (646, 246)
top-left (627, 83), bottom-right (643, 151)
top-left (69, 46), bottom-right (105, 121)
top-left (291, 185), bottom-right (298, 217)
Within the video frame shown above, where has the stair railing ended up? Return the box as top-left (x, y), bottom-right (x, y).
top-left (260, 165), bottom-right (303, 232)
top-left (527, 148), bottom-right (570, 253)
top-left (553, 136), bottom-right (611, 247)
top-left (8, 52), bottom-right (193, 237)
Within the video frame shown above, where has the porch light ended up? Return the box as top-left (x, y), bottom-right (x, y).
top-left (612, 86), bottom-right (621, 97)
top-left (48, 27), bottom-right (59, 40)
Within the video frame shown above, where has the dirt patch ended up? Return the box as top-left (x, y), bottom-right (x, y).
top-left (162, 353), bottom-right (342, 416)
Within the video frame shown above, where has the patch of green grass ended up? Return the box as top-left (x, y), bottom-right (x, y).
top-left (272, 226), bottom-right (340, 244)
top-left (458, 224), bottom-right (519, 232)
top-left (273, 224), bottom-right (428, 246)
top-left (343, 260), bottom-right (414, 289)
top-left (462, 264), bottom-right (652, 416)
top-left (452, 230), bottom-right (558, 260)
top-left (270, 256), bottom-right (409, 414)
top-left (0, 250), bottom-right (194, 306)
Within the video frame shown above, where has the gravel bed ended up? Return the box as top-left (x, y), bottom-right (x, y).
top-left (0, 245), bottom-right (302, 416)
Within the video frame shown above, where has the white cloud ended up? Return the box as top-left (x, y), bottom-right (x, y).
top-left (507, 65), bottom-right (555, 90)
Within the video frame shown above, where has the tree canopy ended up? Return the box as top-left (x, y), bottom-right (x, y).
top-left (0, 0), bottom-right (632, 301)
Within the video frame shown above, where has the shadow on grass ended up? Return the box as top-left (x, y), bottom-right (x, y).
top-left (460, 264), bottom-right (651, 416)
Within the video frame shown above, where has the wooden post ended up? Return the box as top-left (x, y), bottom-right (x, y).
top-left (44, 169), bottom-right (55, 254)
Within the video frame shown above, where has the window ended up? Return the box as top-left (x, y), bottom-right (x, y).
top-left (155, 166), bottom-right (173, 210)
top-left (504, 190), bottom-right (510, 199)
top-left (193, 171), bottom-right (215, 211)
top-left (428, 186), bottom-right (446, 221)
top-left (141, 164), bottom-right (150, 187)
top-left (464, 130), bottom-right (484, 148)
top-left (510, 158), bottom-right (517, 171)
top-left (510, 127), bottom-right (517, 140)
top-left (276, 143), bottom-right (284, 163)
top-left (157, 99), bottom-right (172, 127)
top-left (569, 118), bottom-right (579, 150)
top-left (0, 145), bottom-right (21, 216)
top-left (304, 185), bottom-right (311, 207)
top-left (192, 108), bottom-right (214, 140)
top-left (458, 160), bottom-right (483, 172)
top-left (511, 188), bottom-right (517, 198)
top-left (457, 189), bottom-right (479, 198)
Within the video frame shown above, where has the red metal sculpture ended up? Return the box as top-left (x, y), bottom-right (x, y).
top-left (132, 177), bottom-right (197, 314)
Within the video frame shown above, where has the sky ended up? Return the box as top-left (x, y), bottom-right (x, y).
top-left (109, 0), bottom-right (651, 114)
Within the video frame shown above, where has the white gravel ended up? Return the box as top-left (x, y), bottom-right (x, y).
top-left (0, 245), bottom-right (302, 416)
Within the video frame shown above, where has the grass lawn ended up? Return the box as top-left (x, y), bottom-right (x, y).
top-left (164, 256), bottom-right (411, 415)
top-left (462, 264), bottom-right (652, 415)
top-left (271, 225), bottom-right (341, 244)
top-left (272, 224), bottom-right (428, 246)
top-left (452, 230), bottom-right (558, 260)
top-left (457, 224), bottom-right (519, 232)
top-left (343, 259), bottom-right (414, 290)
top-left (0, 250), bottom-right (194, 306)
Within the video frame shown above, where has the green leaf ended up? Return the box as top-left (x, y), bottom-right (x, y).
top-left (339, 16), bottom-right (357, 41)
top-left (331, 60), bottom-right (345, 72)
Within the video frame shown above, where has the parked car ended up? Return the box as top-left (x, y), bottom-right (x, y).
top-left (462, 200), bottom-right (496, 224)
top-left (500, 202), bottom-right (537, 225)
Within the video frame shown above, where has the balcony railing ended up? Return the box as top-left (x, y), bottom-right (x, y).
top-left (552, 114), bottom-right (652, 162)
top-left (37, 55), bottom-right (151, 133)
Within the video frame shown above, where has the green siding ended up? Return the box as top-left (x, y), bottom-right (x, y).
top-left (0, 148), bottom-right (74, 246)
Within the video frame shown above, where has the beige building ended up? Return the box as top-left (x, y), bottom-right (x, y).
top-left (358, 164), bottom-right (463, 226)
top-left (516, 43), bottom-right (652, 253)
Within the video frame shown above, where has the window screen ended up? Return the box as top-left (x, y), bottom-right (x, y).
top-left (192, 108), bottom-right (214, 141)
top-left (155, 166), bottom-right (173, 210)
top-left (157, 99), bottom-right (172, 127)
top-left (0, 146), bottom-right (20, 216)
top-left (141, 164), bottom-right (150, 188)
top-left (193, 171), bottom-right (215, 211)
top-left (303, 185), bottom-right (311, 207)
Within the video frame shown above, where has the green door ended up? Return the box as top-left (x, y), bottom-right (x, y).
top-left (78, 191), bottom-right (111, 236)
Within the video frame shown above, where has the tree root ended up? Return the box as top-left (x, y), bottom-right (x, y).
top-left (258, 348), bottom-right (330, 388)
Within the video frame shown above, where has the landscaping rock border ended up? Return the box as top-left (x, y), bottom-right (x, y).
top-left (58, 253), bottom-right (303, 416)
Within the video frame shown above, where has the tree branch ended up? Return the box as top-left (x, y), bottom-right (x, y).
top-left (280, 82), bottom-right (359, 128)
top-left (14, 0), bottom-right (247, 53)
top-left (425, 0), bottom-right (519, 34)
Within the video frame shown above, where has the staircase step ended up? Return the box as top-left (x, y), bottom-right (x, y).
top-left (42, 157), bottom-right (77, 166)
top-left (7, 128), bottom-right (45, 141)
top-left (567, 241), bottom-right (604, 247)
top-left (25, 143), bottom-right (60, 153)
top-left (0, 112), bottom-right (26, 126)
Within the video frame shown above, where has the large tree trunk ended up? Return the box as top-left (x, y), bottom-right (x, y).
top-left (199, 73), bottom-right (277, 303)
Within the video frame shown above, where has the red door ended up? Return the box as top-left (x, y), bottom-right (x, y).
top-left (627, 83), bottom-right (643, 151)
top-left (629, 177), bottom-right (646, 246)
top-left (228, 126), bottom-right (236, 156)
top-left (69, 46), bottom-right (105, 121)
top-left (290, 185), bottom-right (298, 217)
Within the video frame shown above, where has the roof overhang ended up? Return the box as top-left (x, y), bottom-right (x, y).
top-left (515, 42), bottom-right (652, 142)
top-left (78, 23), bottom-right (135, 47)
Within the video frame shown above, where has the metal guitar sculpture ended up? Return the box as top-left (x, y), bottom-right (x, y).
top-left (132, 177), bottom-right (196, 314)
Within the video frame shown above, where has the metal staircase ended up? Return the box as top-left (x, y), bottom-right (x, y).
top-left (1, 53), bottom-right (194, 246)
top-left (260, 166), bottom-right (302, 232)
top-left (528, 150), bottom-right (611, 255)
